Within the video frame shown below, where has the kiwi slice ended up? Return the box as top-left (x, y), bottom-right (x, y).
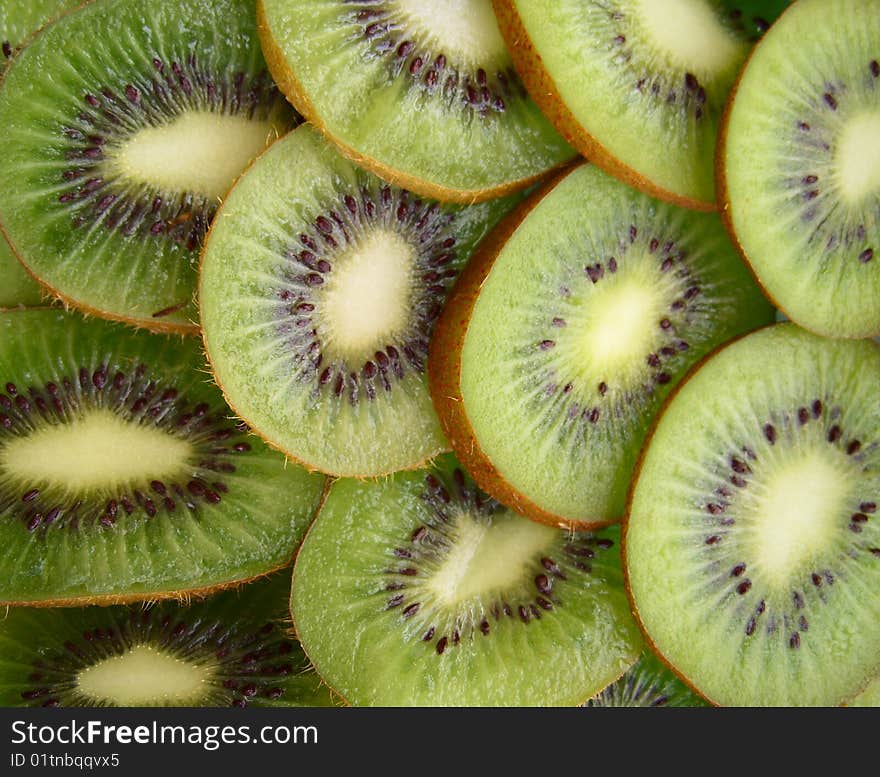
top-left (720, 1), bottom-right (792, 42)
top-left (430, 162), bottom-right (774, 529)
top-left (201, 124), bottom-right (519, 478)
top-left (625, 324), bottom-right (880, 706)
top-left (493, 0), bottom-right (760, 208)
top-left (0, 0), bottom-right (85, 308)
top-left (0, 0), bottom-right (299, 334)
top-left (0, 308), bottom-right (325, 606)
top-left (720, 0), bottom-right (880, 338)
top-left (849, 677), bottom-right (880, 707)
top-left (292, 455), bottom-right (642, 706)
top-left (256, 0), bottom-right (574, 203)
top-left (0, 574), bottom-right (335, 708)
top-left (584, 652), bottom-right (706, 707)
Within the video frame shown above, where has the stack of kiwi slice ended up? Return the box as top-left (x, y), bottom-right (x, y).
top-left (1, 0), bottom-right (878, 710)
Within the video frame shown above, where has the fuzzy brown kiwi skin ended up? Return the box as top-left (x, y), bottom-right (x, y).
top-left (428, 159), bottom-right (614, 533)
top-left (492, 0), bottom-right (717, 214)
top-left (619, 322), bottom-right (794, 709)
top-left (197, 129), bottom-right (451, 479)
top-left (255, 0), bottom-right (568, 206)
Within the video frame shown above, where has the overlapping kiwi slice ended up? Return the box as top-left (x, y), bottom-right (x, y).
top-left (584, 652), bottom-right (706, 707)
top-left (493, 0), bottom-right (787, 208)
top-left (201, 124), bottom-right (519, 477)
top-left (257, 0), bottom-right (574, 202)
top-left (720, 0), bottom-right (880, 338)
top-left (430, 162), bottom-right (774, 529)
top-left (0, 0), bottom-right (86, 308)
top-left (0, 574), bottom-right (335, 708)
top-left (625, 324), bottom-right (880, 706)
top-left (0, 308), bottom-right (325, 606)
top-left (292, 455), bottom-right (642, 706)
top-left (0, 0), bottom-right (299, 333)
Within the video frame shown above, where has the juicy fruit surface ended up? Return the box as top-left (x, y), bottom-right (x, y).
top-left (0, 309), bottom-right (325, 604)
top-left (292, 455), bottom-right (642, 706)
top-left (0, 574), bottom-right (335, 707)
top-left (258, 0), bottom-right (574, 199)
top-left (0, 0), bottom-right (83, 56)
top-left (201, 125), bottom-right (518, 477)
top-left (497, 0), bottom-right (752, 205)
top-left (584, 652), bottom-right (706, 707)
top-left (451, 163), bottom-right (773, 525)
top-left (0, 238), bottom-right (42, 308)
top-left (722, 0), bottom-right (880, 338)
top-left (0, 0), bottom-right (298, 332)
top-left (626, 325), bottom-right (880, 706)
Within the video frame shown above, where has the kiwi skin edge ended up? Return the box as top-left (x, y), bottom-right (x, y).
top-left (255, 0), bottom-right (568, 206)
top-left (619, 322), bottom-right (825, 708)
top-left (427, 159), bottom-right (614, 533)
top-left (713, 2), bottom-right (873, 340)
top-left (492, 0), bottom-right (716, 214)
top-left (197, 128), bottom-right (452, 479)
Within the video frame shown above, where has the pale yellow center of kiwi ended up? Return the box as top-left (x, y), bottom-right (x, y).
top-left (76, 645), bottom-right (214, 707)
top-left (635, 0), bottom-right (743, 77)
top-left (426, 512), bottom-right (556, 606)
top-left (319, 230), bottom-right (416, 362)
top-left (393, 0), bottom-right (507, 67)
top-left (0, 409), bottom-right (192, 493)
top-left (563, 266), bottom-right (669, 389)
top-left (748, 450), bottom-right (853, 586)
top-left (111, 111), bottom-right (281, 201)
top-left (835, 111), bottom-right (880, 205)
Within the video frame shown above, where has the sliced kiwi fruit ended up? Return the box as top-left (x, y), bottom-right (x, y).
top-left (430, 162), bottom-right (774, 529)
top-left (292, 454), bottom-right (642, 706)
top-left (0, 308), bottom-right (325, 606)
top-left (0, 0), bottom-right (86, 308)
top-left (493, 0), bottom-right (764, 208)
top-left (625, 324), bottom-right (880, 706)
top-left (201, 124), bottom-right (519, 478)
top-left (0, 573), bottom-right (335, 708)
top-left (0, 0), bottom-right (299, 334)
top-left (584, 652), bottom-right (707, 707)
top-left (720, 1), bottom-right (792, 42)
top-left (848, 676), bottom-right (880, 707)
top-left (256, 0), bottom-right (574, 203)
top-left (720, 0), bottom-right (880, 338)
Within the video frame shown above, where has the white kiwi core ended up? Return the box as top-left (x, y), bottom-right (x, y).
top-left (112, 111), bottom-right (280, 201)
top-left (76, 645), bottom-right (213, 706)
top-left (0, 409), bottom-right (192, 493)
top-left (835, 111), bottom-right (880, 205)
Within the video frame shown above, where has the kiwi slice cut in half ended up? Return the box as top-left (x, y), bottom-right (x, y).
top-left (494, 0), bottom-right (760, 208)
top-left (201, 124), bottom-right (519, 478)
top-left (625, 324), bottom-right (880, 706)
top-left (0, 0), bottom-right (299, 334)
top-left (0, 308), bottom-right (325, 606)
top-left (256, 0), bottom-right (574, 203)
top-left (720, 0), bottom-right (880, 338)
top-left (0, 573), bottom-right (335, 708)
top-left (430, 162), bottom-right (774, 529)
top-left (292, 455), bottom-right (642, 706)
top-left (584, 652), bottom-right (706, 707)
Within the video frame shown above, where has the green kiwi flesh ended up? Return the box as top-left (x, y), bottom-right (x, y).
top-left (0, 238), bottom-right (42, 308)
top-left (626, 324), bottom-right (880, 706)
top-left (0, 0), bottom-right (298, 333)
top-left (584, 652), bottom-right (706, 707)
top-left (0, 573), bottom-right (335, 707)
top-left (495, 0), bottom-right (756, 206)
top-left (721, 0), bottom-right (880, 338)
top-left (200, 124), bottom-right (519, 477)
top-left (257, 0), bottom-right (574, 201)
top-left (0, 308), bottom-right (325, 605)
top-left (291, 454), bottom-right (643, 706)
top-left (446, 162), bottom-right (773, 526)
